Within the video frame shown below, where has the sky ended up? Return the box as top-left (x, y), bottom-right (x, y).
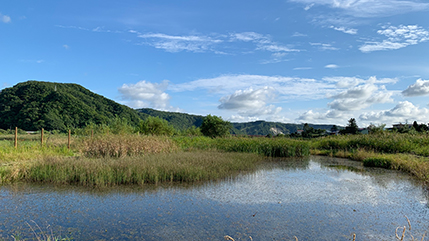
top-left (1, 0), bottom-right (429, 127)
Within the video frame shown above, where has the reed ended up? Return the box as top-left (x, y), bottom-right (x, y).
top-left (0, 151), bottom-right (263, 186)
top-left (79, 134), bottom-right (179, 158)
top-left (312, 132), bottom-right (429, 156)
top-left (173, 136), bottom-right (310, 157)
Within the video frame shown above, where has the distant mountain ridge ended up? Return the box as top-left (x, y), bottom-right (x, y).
top-left (137, 108), bottom-right (335, 135)
top-left (0, 81), bottom-right (335, 135)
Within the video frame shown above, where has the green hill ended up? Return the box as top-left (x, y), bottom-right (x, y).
top-left (0, 81), bottom-right (141, 131)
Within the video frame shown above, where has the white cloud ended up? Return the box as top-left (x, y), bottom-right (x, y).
top-left (171, 74), bottom-right (337, 100)
top-left (63, 44), bottom-right (69, 50)
top-left (289, 0), bottom-right (429, 17)
top-left (359, 101), bottom-right (429, 124)
top-left (360, 25), bottom-right (429, 53)
top-left (330, 26), bottom-right (357, 35)
top-left (136, 33), bottom-right (223, 53)
top-left (292, 32), bottom-right (307, 37)
top-left (327, 83), bottom-right (393, 111)
top-left (323, 76), bottom-right (397, 88)
top-left (402, 79), bottom-right (429, 97)
top-left (296, 109), bottom-right (349, 125)
top-left (218, 87), bottom-right (282, 117)
top-left (310, 42), bottom-right (339, 51)
top-left (229, 32), bottom-right (270, 43)
top-left (325, 64), bottom-right (339, 69)
top-left (0, 13), bottom-right (11, 23)
top-left (118, 80), bottom-right (172, 110)
top-left (293, 67), bottom-right (312, 70)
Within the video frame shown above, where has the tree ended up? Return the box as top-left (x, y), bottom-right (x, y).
top-left (368, 123), bottom-right (385, 134)
top-left (138, 116), bottom-right (176, 136)
top-left (341, 118), bottom-right (359, 135)
top-left (200, 114), bottom-right (231, 138)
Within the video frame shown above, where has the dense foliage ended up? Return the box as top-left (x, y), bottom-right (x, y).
top-left (200, 114), bottom-right (231, 138)
top-left (0, 81), bottom-right (141, 131)
top-left (137, 116), bottom-right (176, 136)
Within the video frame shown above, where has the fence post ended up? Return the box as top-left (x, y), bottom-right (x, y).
top-left (14, 127), bottom-right (18, 149)
top-left (91, 129), bottom-right (93, 139)
top-left (41, 128), bottom-right (44, 146)
top-left (68, 129), bottom-right (71, 150)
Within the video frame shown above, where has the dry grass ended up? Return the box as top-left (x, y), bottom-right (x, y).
top-left (79, 134), bottom-right (178, 158)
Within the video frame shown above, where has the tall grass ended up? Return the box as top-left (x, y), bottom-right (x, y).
top-left (0, 151), bottom-right (263, 186)
top-left (312, 132), bottom-right (429, 156)
top-left (79, 134), bottom-right (178, 158)
top-left (311, 132), bottom-right (429, 183)
top-left (173, 136), bottom-right (310, 157)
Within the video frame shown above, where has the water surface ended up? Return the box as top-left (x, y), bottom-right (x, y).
top-left (0, 156), bottom-right (428, 240)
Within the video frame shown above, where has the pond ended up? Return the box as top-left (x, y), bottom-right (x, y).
top-left (0, 156), bottom-right (428, 240)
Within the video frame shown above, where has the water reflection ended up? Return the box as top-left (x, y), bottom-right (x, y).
top-left (0, 156), bottom-right (428, 240)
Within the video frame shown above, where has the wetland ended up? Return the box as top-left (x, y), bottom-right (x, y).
top-left (1, 156), bottom-right (428, 240)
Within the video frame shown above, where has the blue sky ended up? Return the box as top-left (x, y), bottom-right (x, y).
top-left (1, 0), bottom-right (429, 127)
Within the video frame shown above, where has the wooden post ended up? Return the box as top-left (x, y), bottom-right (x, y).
top-left (14, 127), bottom-right (18, 149)
top-left (41, 128), bottom-right (44, 146)
top-left (68, 129), bottom-right (71, 150)
top-left (91, 129), bottom-right (93, 139)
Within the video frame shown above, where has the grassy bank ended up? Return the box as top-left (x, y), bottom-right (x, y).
top-left (311, 132), bottom-right (429, 183)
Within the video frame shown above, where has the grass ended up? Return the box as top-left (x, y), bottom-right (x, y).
top-left (173, 136), bottom-right (310, 157)
top-left (0, 151), bottom-right (263, 186)
top-left (311, 132), bottom-right (429, 183)
top-left (2, 131), bottom-right (429, 185)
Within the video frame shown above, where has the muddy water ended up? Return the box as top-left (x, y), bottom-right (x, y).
top-left (0, 156), bottom-right (428, 240)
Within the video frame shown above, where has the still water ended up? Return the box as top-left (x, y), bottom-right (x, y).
top-left (0, 156), bottom-right (428, 240)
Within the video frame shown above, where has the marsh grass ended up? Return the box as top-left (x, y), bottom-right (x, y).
top-left (173, 136), bottom-right (310, 157)
top-left (1, 151), bottom-right (263, 186)
top-left (312, 132), bottom-right (429, 156)
top-left (312, 142), bottom-right (429, 183)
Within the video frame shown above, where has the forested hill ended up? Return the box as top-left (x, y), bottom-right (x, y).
top-left (0, 81), bottom-right (141, 131)
top-left (136, 108), bottom-right (334, 135)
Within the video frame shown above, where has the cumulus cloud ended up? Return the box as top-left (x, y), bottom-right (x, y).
top-left (402, 79), bottom-right (429, 97)
top-left (118, 80), bottom-right (172, 110)
top-left (330, 26), bottom-right (357, 34)
top-left (0, 13), bottom-right (11, 23)
top-left (296, 109), bottom-right (349, 124)
top-left (359, 101), bottom-right (429, 124)
top-left (218, 87), bottom-right (282, 117)
top-left (360, 25), bottom-right (429, 53)
top-left (327, 83), bottom-right (393, 111)
top-left (289, 0), bottom-right (429, 17)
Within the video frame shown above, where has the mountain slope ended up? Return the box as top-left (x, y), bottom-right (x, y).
top-left (136, 108), bottom-right (334, 135)
top-left (0, 81), bottom-right (141, 131)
